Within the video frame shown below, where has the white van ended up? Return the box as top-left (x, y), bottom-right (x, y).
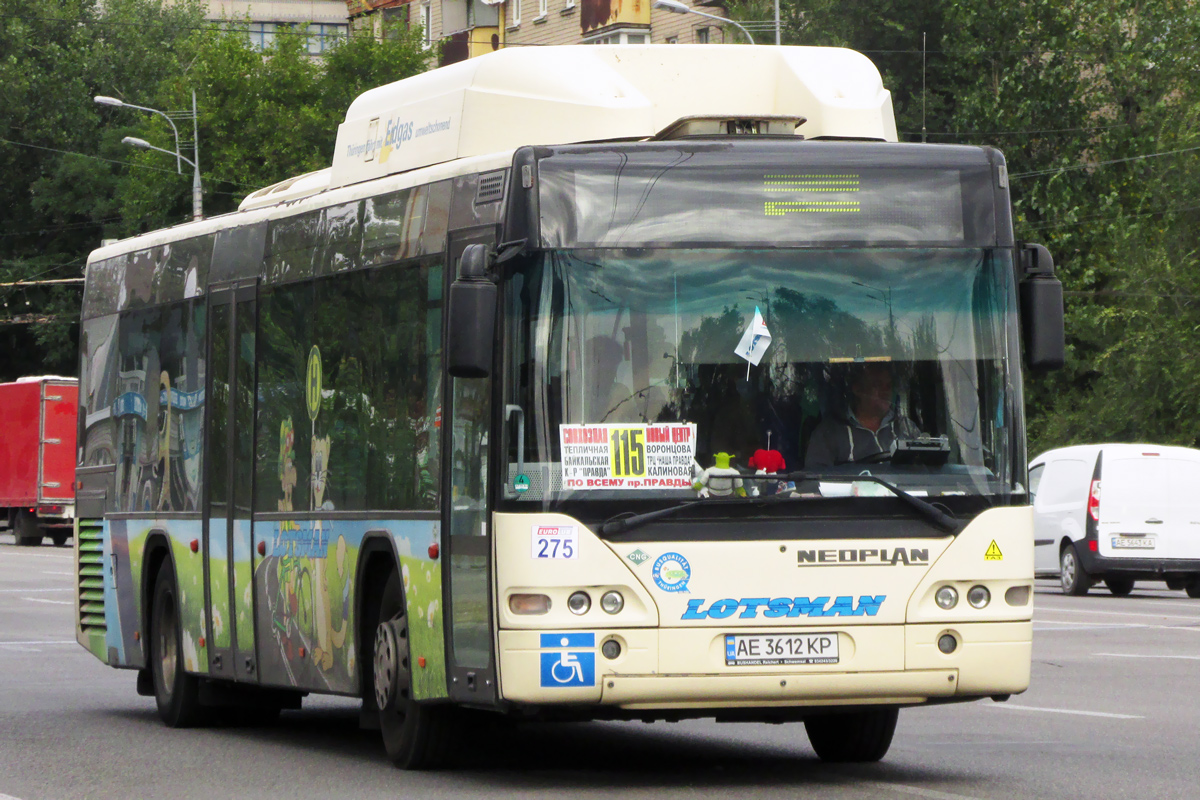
top-left (1030, 444), bottom-right (1200, 596)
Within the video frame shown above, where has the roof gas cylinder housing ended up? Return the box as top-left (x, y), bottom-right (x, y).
top-left (240, 44), bottom-right (897, 210)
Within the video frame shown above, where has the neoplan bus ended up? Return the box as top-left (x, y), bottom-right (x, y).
top-left (75, 45), bottom-right (1065, 768)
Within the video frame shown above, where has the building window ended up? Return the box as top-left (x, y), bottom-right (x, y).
top-left (564, 0), bottom-right (575, 7)
top-left (512, 0), bottom-right (521, 25)
top-left (309, 23), bottom-right (348, 53)
top-left (696, 26), bottom-right (709, 43)
top-left (248, 22), bottom-right (276, 50)
top-left (666, 35), bottom-right (678, 44)
top-left (421, 3), bottom-right (433, 48)
top-left (584, 28), bottom-right (652, 44)
top-left (244, 21), bottom-right (347, 53)
top-left (538, 0), bottom-right (547, 17)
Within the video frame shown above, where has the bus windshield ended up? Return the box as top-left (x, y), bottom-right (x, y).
top-left (501, 247), bottom-right (1020, 505)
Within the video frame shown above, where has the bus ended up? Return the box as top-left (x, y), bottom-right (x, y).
top-left (75, 45), bottom-right (1065, 768)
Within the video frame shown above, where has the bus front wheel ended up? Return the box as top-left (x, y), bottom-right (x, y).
top-left (150, 561), bottom-right (205, 727)
top-left (805, 707), bottom-right (898, 762)
top-left (372, 569), bottom-right (454, 769)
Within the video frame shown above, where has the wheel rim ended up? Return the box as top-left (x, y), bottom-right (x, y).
top-left (374, 623), bottom-right (396, 711)
top-left (374, 616), bottom-right (412, 713)
top-left (156, 592), bottom-right (177, 697)
top-left (1061, 549), bottom-right (1076, 590)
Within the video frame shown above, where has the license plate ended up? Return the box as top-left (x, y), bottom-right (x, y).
top-left (1112, 536), bottom-right (1156, 549)
top-left (724, 632), bottom-right (840, 666)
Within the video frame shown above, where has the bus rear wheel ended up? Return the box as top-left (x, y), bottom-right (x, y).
top-left (372, 569), bottom-right (453, 769)
top-left (150, 561), bottom-right (205, 727)
top-left (804, 707), bottom-right (898, 762)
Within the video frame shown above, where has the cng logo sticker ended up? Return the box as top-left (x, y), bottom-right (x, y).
top-left (985, 540), bottom-right (1004, 561)
top-left (539, 633), bottom-right (596, 688)
top-left (626, 548), bottom-right (650, 566)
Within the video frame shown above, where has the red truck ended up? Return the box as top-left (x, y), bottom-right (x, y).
top-left (0, 377), bottom-right (78, 546)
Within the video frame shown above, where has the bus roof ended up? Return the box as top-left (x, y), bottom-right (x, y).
top-left (240, 44), bottom-right (896, 210)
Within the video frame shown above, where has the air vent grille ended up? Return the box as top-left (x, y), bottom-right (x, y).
top-left (475, 171), bottom-right (506, 205)
top-left (77, 519), bottom-right (107, 633)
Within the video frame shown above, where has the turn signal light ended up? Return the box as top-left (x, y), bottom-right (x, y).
top-left (508, 594), bottom-right (551, 615)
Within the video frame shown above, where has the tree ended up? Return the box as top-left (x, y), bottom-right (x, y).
top-left (0, 1), bottom-right (429, 380)
top-left (731, 0), bottom-right (1200, 451)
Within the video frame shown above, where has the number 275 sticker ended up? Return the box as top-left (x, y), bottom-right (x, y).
top-left (533, 525), bottom-right (578, 559)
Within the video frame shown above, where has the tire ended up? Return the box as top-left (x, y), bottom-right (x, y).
top-left (805, 708), bottom-right (899, 762)
top-left (1166, 578), bottom-right (1186, 591)
top-left (1186, 580), bottom-right (1200, 599)
top-left (51, 533), bottom-right (69, 547)
top-left (14, 510), bottom-right (43, 547)
top-left (150, 561), bottom-right (206, 727)
top-left (371, 568), bottom-right (455, 769)
top-left (1060, 543), bottom-right (1090, 596)
top-left (1104, 578), bottom-right (1134, 597)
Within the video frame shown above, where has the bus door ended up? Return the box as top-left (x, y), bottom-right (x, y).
top-left (444, 228), bottom-right (499, 704)
top-left (204, 280), bottom-right (258, 681)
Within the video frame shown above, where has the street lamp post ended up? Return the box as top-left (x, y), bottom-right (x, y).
top-left (652, 0), bottom-right (756, 45)
top-left (96, 92), bottom-right (203, 221)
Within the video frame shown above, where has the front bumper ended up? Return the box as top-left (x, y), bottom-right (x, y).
top-left (498, 621), bottom-right (1031, 710)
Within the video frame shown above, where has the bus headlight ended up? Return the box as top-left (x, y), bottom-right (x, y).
top-left (967, 585), bottom-right (991, 609)
top-left (567, 591), bottom-right (591, 615)
top-left (935, 585), bottom-right (959, 609)
top-left (600, 591), bottom-right (624, 614)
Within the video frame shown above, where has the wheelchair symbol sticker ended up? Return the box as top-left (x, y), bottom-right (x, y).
top-left (539, 633), bottom-right (597, 688)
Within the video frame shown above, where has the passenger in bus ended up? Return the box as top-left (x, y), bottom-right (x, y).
top-left (804, 361), bottom-right (919, 468)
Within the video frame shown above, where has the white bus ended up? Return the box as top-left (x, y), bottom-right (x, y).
top-left (75, 45), bottom-right (1064, 768)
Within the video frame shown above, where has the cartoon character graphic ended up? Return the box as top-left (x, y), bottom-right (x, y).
top-left (308, 435), bottom-right (343, 672)
top-left (693, 453), bottom-right (747, 498)
top-left (279, 418), bottom-right (296, 513)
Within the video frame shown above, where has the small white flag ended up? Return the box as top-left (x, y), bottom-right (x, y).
top-left (734, 306), bottom-right (772, 367)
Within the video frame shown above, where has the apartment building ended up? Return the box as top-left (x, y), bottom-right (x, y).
top-left (345, 0), bottom-right (742, 65)
top-left (205, 0), bottom-right (351, 53)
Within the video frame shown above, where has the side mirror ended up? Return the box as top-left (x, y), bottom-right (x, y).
top-left (1018, 243), bottom-right (1065, 370)
top-left (447, 243), bottom-right (497, 378)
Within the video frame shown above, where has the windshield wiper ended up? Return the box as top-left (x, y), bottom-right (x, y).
top-left (767, 471), bottom-right (963, 534)
top-left (598, 472), bottom-right (962, 536)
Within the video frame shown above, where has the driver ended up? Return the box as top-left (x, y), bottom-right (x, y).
top-left (804, 361), bottom-right (920, 468)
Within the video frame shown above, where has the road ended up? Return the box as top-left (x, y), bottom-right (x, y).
top-left (2, 533), bottom-right (1198, 800)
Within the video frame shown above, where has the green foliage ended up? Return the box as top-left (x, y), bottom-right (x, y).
top-left (0, 1), bottom-right (428, 379)
top-left (728, 0), bottom-right (1200, 452)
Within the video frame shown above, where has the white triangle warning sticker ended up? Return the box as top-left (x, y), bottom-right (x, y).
top-left (985, 540), bottom-right (1004, 561)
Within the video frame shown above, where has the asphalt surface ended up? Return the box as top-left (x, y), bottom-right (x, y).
top-left (2, 531), bottom-right (1199, 800)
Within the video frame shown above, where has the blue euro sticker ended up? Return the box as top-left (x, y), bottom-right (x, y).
top-left (652, 552), bottom-right (691, 593)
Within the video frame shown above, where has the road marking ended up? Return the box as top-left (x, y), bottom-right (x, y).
top-left (1037, 606), bottom-right (1200, 622)
top-left (861, 781), bottom-right (983, 800)
top-left (0, 551), bottom-right (73, 560)
top-left (42, 570), bottom-right (73, 576)
top-left (21, 597), bottom-right (72, 605)
top-left (1034, 620), bottom-right (1147, 629)
top-left (0, 640), bottom-right (76, 646)
top-left (0, 793), bottom-right (27, 800)
top-left (1096, 652), bottom-right (1200, 660)
top-left (0, 588), bottom-right (72, 593)
top-left (986, 703), bottom-right (1143, 720)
